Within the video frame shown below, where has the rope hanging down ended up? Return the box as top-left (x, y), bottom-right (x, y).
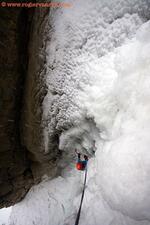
top-left (74, 167), bottom-right (88, 225)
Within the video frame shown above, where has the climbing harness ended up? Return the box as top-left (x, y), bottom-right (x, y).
top-left (74, 167), bottom-right (88, 225)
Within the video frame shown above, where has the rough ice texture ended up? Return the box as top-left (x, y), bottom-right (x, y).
top-left (9, 0), bottom-right (150, 225)
top-left (43, 0), bottom-right (149, 154)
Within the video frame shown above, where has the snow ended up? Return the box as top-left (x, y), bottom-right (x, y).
top-left (0, 207), bottom-right (11, 225)
top-left (9, 169), bottom-right (84, 225)
top-left (9, 0), bottom-right (150, 225)
top-left (97, 21), bottom-right (150, 221)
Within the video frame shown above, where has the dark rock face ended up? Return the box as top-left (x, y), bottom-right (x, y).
top-left (0, 8), bottom-right (34, 208)
top-left (22, 8), bottom-right (59, 183)
top-left (0, 7), bottom-right (59, 208)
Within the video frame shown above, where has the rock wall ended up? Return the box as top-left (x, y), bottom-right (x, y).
top-left (0, 8), bottom-right (34, 208)
top-left (0, 7), bottom-right (60, 208)
top-left (22, 8), bottom-right (59, 183)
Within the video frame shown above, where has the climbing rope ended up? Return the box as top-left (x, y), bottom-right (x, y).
top-left (74, 167), bottom-right (88, 225)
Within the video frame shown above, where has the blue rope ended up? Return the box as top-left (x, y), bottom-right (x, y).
top-left (74, 167), bottom-right (87, 225)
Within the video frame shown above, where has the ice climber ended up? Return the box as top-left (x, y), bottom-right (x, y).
top-left (75, 150), bottom-right (88, 171)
